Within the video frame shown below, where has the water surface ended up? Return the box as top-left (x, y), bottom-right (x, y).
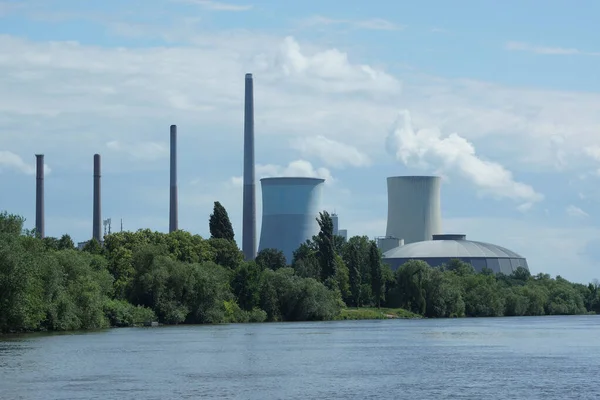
top-left (1, 316), bottom-right (599, 399)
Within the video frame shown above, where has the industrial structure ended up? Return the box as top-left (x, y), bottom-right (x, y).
top-left (380, 175), bottom-right (529, 274)
top-left (242, 73), bottom-right (256, 261)
top-left (23, 74), bottom-right (531, 277)
top-left (385, 176), bottom-right (442, 244)
top-left (258, 177), bottom-right (325, 263)
top-left (382, 234), bottom-right (529, 274)
top-left (332, 213), bottom-right (339, 236)
top-left (92, 154), bottom-right (102, 243)
top-left (169, 124), bottom-right (178, 233)
top-left (35, 154), bottom-right (45, 239)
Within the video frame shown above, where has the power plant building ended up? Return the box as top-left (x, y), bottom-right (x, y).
top-left (383, 234), bottom-right (529, 274)
top-left (331, 213), bottom-right (339, 236)
top-left (386, 176), bottom-right (442, 244)
top-left (258, 177), bottom-right (325, 263)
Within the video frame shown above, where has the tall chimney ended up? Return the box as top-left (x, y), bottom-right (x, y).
top-left (93, 154), bottom-right (102, 242)
top-left (242, 73), bottom-right (256, 260)
top-left (35, 154), bottom-right (45, 239)
top-left (169, 124), bottom-right (178, 233)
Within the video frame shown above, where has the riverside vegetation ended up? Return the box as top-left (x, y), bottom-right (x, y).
top-left (1, 205), bottom-right (599, 333)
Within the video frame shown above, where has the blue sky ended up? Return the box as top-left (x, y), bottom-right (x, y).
top-left (1, 0), bottom-right (599, 283)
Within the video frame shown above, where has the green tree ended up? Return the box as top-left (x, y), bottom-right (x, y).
top-left (82, 238), bottom-right (103, 255)
top-left (315, 211), bottom-right (335, 283)
top-left (0, 211), bottom-right (25, 235)
top-left (346, 242), bottom-right (362, 306)
top-left (256, 248), bottom-right (287, 270)
top-left (369, 241), bottom-right (384, 308)
top-left (58, 234), bottom-right (75, 250)
top-left (209, 201), bottom-right (234, 241)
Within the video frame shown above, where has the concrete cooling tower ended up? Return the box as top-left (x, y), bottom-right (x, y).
top-left (386, 176), bottom-right (442, 244)
top-left (258, 177), bottom-right (325, 264)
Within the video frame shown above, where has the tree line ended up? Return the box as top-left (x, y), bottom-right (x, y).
top-left (1, 205), bottom-right (598, 333)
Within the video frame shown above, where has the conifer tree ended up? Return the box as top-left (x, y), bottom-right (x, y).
top-left (209, 201), bottom-right (235, 241)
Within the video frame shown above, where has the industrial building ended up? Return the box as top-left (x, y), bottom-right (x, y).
top-left (383, 234), bottom-right (529, 274)
top-left (258, 177), bottom-right (325, 263)
top-left (380, 176), bottom-right (529, 274)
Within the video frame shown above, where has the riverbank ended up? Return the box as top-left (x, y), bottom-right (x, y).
top-left (337, 307), bottom-right (421, 320)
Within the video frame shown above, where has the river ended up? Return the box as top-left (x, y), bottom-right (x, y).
top-left (1, 316), bottom-right (599, 399)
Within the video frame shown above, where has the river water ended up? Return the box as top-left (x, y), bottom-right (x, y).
top-left (1, 316), bottom-right (599, 399)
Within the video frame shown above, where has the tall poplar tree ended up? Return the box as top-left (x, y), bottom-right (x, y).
top-left (209, 201), bottom-right (235, 241)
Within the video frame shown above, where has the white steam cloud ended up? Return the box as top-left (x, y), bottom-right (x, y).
top-left (385, 110), bottom-right (543, 208)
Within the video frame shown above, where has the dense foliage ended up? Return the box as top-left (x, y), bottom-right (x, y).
top-left (1, 209), bottom-right (598, 333)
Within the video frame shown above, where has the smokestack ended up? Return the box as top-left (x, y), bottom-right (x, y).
top-left (169, 125), bottom-right (178, 233)
top-left (242, 73), bottom-right (256, 260)
top-left (93, 154), bottom-right (102, 242)
top-left (35, 154), bottom-right (45, 239)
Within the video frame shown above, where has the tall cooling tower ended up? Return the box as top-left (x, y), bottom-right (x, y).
top-left (386, 176), bottom-right (442, 244)
top-left (35, 154), bottom-right (45, 239)
top-left (242, 73), bottom-right (256, 260)
top-left (92, 154), bottom-right (102, 242)
top-left (258, 177), bottom-right (325, 263)
top-left (169, 124), bottom-right (178, 233)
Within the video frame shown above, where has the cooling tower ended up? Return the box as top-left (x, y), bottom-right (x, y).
top-left (386, 176), bottom-right (442, 244)
top-left (242, 73), bottom-right (256, 260)
top-left (92, 154), bottom-right (102, 242)
top-left (35, 154), bottom-right (44, 239)
top-left (258, 177), bottom-right (325, 264)
top-left (169, 124), bottom-right (178, 233)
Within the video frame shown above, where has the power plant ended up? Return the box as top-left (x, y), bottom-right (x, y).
top-left (24, 72), bottom-right (529, 275)
top-left (169, 124), bottom-right (178, 233)
top-left (35, 154), bottom-right (44, 239)
top-left (380, 176), bottom-right (529, 274)
top-left (258, 177), bottom-right (325, 263)
top-left (242, 73), bottom-right (256, 261)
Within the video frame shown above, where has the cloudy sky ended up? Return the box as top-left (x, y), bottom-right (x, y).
top-left (1, 0), bottom-right (599, 283)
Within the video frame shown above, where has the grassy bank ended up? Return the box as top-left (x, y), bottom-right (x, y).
top-left (337, 307), bottom-right (421, 320)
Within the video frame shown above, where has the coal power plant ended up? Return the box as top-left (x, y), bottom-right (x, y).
top-left (258, 177), bottom-right (325, 263)
top-left (25, 72), bottom-right (528, 275)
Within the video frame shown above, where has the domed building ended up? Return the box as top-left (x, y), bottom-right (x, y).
top-left (382, 234), bottom-right (529, 275)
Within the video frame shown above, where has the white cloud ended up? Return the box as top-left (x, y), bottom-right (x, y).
top-left (585, 146), bottom-right (600, 161)
top-left (566, 205), bottom-right (589, 218)
top-left (106, 141), bottom-right (168, 161)
top-left (505, 41), bottom-right (600, 56)
top-left (290, 135), bottom-right (371, 168)
top-left (299, 15), bottom-right (403, 31)
top-left (230, 160), bottom-right (333, 187)
top-left (171, 0), bottom-right (252, 11)
top-left (0, 150), bottom-right (51, 175)
top-left (385, 109), bottom-right (544, 208)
